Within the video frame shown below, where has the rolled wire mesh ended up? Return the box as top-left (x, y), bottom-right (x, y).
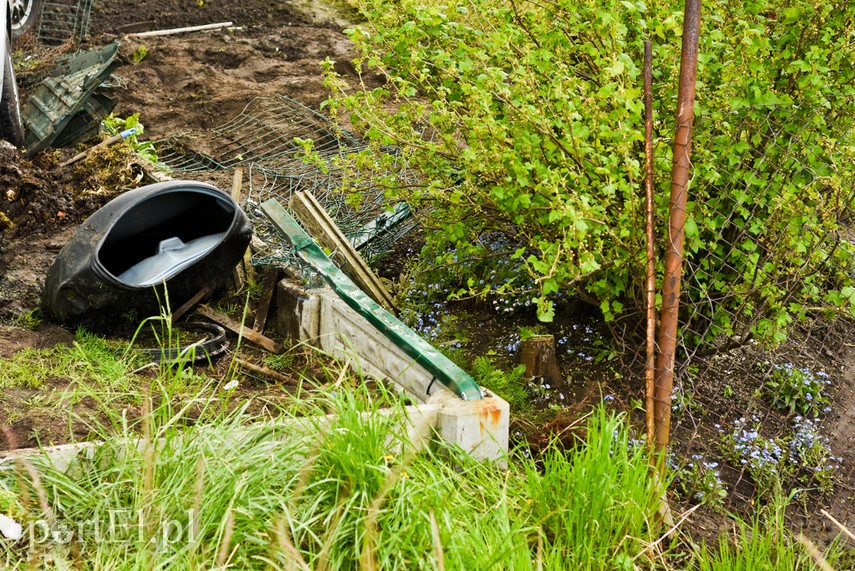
top-left (156, 95), bottom-right (362, 172)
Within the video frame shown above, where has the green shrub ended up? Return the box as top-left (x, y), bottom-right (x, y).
top-left (324, 0), bottom-right (855, 342)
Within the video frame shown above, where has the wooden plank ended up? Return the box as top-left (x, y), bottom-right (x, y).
top-left (242, 248), bottom-right (255, 284)
top-left (126, 21), bottom-right (235, 38)
top-left (230, 168), bottom-right (244, 202)
top-left (289, 191), bottom-right (397, 313)
top-left (233, 167), bottom-right (255, 286)
top-left (117, 21), bottom-right (156, 34)
top-left (170, 285), bottom-right (214, 324)
top-left (253, 267), bottom-right (280, 333)
top-left (229, 168), bottom-right (247, 292)
top-left (196, 305), bottom-right (284, 354)
top-left (234, 358), bottom-right (298, 386)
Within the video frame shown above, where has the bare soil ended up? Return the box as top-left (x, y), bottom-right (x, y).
top-left (0, 0), bottom-right (362, 450)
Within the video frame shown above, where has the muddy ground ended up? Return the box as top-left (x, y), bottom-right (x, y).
top-left (0, 0), bottom-right (854, 551)
top-left (0, 0), bottom-right (366, 448)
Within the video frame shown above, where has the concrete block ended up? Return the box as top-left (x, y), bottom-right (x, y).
top-left (429, 389), bottom-right (509, 466)
top-left (315, 288), bottom-right (442, 403)
top-left (278, 280), bottom-right (440, 403)
top-left (276, 278), bottom-right (511, 463)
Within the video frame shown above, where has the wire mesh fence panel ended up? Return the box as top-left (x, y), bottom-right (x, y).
top-left (155, 95), bottom-right (419, 274)
top-left (644, 98), bottom-right (855, 539)
top-left (37, 0), bottom-right (93, 45)
top-left (245, 156), bottom-right (421, 274)
top-left (156, 95), bottom-right (363, 172)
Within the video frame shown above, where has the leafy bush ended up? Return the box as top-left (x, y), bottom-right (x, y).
top-left (324, 0), bottom-right (855, 340)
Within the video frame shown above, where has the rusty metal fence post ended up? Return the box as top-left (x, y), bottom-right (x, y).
top-left (653, 0), bottom-right (702, 456)
top-left (643, 40), bottom-right (657, 451)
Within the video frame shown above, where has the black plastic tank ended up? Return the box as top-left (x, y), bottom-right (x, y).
top-left (42, 180), bottom-right (252, 326)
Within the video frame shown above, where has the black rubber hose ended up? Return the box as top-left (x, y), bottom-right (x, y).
top-left (136, 322), bottom-right (229, 364)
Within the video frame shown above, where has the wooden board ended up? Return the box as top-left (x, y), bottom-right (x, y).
top-left (196, 305), bottom-right (284, 354)
top-left (228, 168), bottom-right (255, 291)
top-left (252, 266), bottom-right (281, 333)
top-left (289, 190), bottom-right (397, 313)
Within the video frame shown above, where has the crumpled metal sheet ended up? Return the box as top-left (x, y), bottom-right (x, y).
top-left (22, 41), bottom-right (119, 157)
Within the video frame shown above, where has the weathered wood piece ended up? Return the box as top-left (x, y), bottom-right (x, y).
top-left (234, 358), bottom-right (297, 386)
top-left (126, 21), bottom-right (235, 38)
top-left (170, 285), bottom-right (213, 324)
top-left (117, 21), bottom-right (156, 34)
top-left (227, 168), bottom-right (255, 292)
top-left (196, 304), bottom-right (283, 354)
top-left (61, 130), bottom-right (133, 167)
top-left (289, 190), bottom-right (397, 313)
top-left (252, 266), bottom-right (281, 333)
top-left (519, 334), bottom-right (562, 386)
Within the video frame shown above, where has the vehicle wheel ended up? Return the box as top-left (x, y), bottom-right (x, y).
top-left (0, 34), bottom-right (25, 147)
top-left (10, 0), bottom-right (42, 40)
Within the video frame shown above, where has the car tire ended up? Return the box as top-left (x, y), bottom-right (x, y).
top-left (0, 33), bottom-right (25, 147)
top-left (10, 0), bottom-right (42, 40)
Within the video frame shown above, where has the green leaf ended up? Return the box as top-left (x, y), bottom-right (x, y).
top-left (536, 298), bottom-right (555, 322)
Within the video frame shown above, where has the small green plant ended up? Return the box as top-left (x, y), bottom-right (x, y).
top-left (787, 416), bottom-right (842, 494)
top-left (518, 326), bottom-right (547, 341)
top-left (592, 337), bottom-right (619, 363)
top-left (132, 44), bottom-right (149, 64)
top-left (670, 386), bottom-right (704, 417)
top-left (672, 453), bottom-right (728, 512)
top-left (762, 364), bottom-right (831, 416)
top-left (263, 351), bottom-right (297, 372)
top-left (12, 49), bottom-right (43, 73)
top-left (720, 414), bottom-right (842, 498)
top-left (102, 113), bottom-right (160, 164)
top-left (720, 416), bottom-right (787, 495)
top-left (470, 356), bottom-right (529, 411)
top-left (12, 308), bottom-right (41, 330)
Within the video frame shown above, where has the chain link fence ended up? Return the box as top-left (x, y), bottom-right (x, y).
top-left (639, 99), bottom-right (855, 539)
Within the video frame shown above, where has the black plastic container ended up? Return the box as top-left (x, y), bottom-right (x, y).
top-left (43, 180), bottom-right (252, 326)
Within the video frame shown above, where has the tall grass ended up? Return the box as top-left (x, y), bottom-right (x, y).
top-left (0, 358), bottom-right (670, 570)
top-left (0, 337), bottom-right (845, 569)
top-left (688, 494), bottom-right (848, 571)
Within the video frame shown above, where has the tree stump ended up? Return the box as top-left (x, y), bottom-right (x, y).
top-left (519, 334), bottom-right (563, 385)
